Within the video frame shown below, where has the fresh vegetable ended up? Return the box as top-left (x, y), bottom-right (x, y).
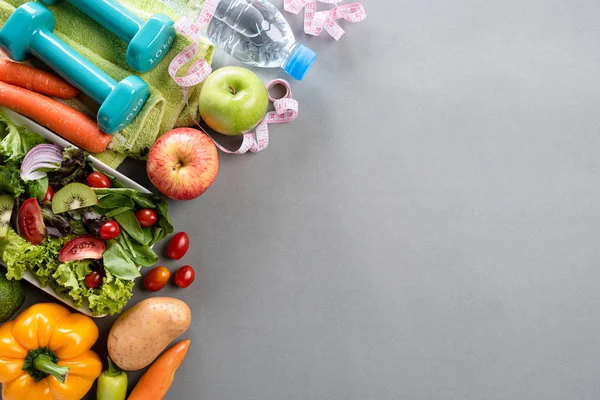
top-left (0, 166), bottom-right (25, 198)
top-left (88, 171), bottom-right (111, 188)
top-left (127, 340), bottom-right (191, 400)
top-left (19, 143), bottom-right (62, 181)
top-left (144, 266), bottom-right (170, 292)
top-left (147, 127), bottom-right (219, 200)
top-left (0, 303), bottom-right (102, 400)
top-left (49, 146), bottom-right (87, 190)
top-left (58, 235), bottom-right (105, 262)
top-left (167, 232), bottom-right (190, 260)
top-left (85, 270), bottom-right (103, 289)
top-left (42, 186), bottom-right (54, 202)
top-left (99, 220), bottom-right (120, 240)
top-left (52, 182), bottom-right (98, 214)
top-left (135, 208), bottom-right (158, 228)
top-left (0, 109), bottom-right (47, 166)
top-left (0, 268), bottom-right (25, 322)
top-left (114, 210), bottom-right (150, 244)
top-left (0, 59), bottom-right (80, 99)
top-left (174, 265), bottom-right (195, 289)
top-left (0, 229), bottom-right (134, 316)
top-left (102, 239), bottom-right (141, 279)
top-left (40, 203), bottom-right (75, 237)
top-left (0, 194), bottom-right (14, 238)
top-left (108, 297), bottom-right (192, 371)
top-left (96, 357), bottom-right (128, 400)
top-left (0, 81), bottom-right (112, 153)
top-left (18, 198), bottom-right (46, 245)
top-left (0, 115), bottom-right (174, 316)
top-left (93, 188), bottom-right (174, 244)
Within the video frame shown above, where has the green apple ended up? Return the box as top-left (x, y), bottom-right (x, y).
top-left (199, 66), bottom-right (269, 136)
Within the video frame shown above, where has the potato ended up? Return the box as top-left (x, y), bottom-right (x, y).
top-left (108, 297), bottom-right (192, 371)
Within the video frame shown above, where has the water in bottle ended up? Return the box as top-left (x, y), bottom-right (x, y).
top-left (162, 0), bottom-right (317, 80)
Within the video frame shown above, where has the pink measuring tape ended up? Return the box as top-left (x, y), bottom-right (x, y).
top-left (168, 0), bottom-right (299, 154)
top-left (284, 0), bottom-right (367, 40)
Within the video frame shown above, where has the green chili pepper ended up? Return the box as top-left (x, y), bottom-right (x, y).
top-left (97, 357), bottom-right (128, 400)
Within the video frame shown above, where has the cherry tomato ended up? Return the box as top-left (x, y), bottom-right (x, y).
top-left (99, 220), bottom-right (120, 240)
top-left (174, 265), bottom-right (195, 288)
top-left (87, 172), bottom-right (111, 188)
top-left (58, 235), bottom-right (105, 262)
top-left (167, 232), bottom-right (189, 260)
top-left (18, 198), bottom-right (46, 245)
top-left (42, 186), bottom-right (54, 202)
top-left (135, 208), bottom-right (158, 228)
top-left (144, 266), bottom-right (171, 292)
top-left (85, 271), bottom-right (103, 289)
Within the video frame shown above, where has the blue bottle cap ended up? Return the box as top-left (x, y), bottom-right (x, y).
top-left (284, 44), bottom-right (317, 81)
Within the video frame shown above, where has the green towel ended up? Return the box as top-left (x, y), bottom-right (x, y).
top-left (0, 0), bottom-right (213, 168)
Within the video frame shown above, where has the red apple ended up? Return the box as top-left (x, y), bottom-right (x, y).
top-left (146, 128), bottom-right (218, 200)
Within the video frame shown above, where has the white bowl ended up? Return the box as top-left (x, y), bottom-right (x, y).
top-left (0, 108), bottom-right (150, 317)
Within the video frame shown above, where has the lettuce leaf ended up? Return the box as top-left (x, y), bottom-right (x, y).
top-left (0, 111), bottom-right (46, 164)
top-left (87, 268), bottom-right (135, 316)
top-left (0, 165), bottom-right (24, 197)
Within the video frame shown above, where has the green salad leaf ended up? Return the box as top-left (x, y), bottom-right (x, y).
top-left (118, 231), bottom-right (158, 267)
top-left (102, 240), bottom-right (141, 280)
top-left (0, 165), bottom-right (24, 197)
top-left (114, 211), bottom-right (149, 245)
top-left (87, 268), bottom-right (135, 316)
top-left (0, 111), bottom-right (46, 164)
top-left (25, 176), bottom-right (49, 201)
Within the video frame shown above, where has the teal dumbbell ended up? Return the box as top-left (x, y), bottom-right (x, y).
top-left (0, 2), bottom-right (149, 134)
top-left (40, 0), bottom-right (176, 73)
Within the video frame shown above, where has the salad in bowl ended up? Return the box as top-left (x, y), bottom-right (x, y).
top-left (0, 110), bottom-right (173, 316)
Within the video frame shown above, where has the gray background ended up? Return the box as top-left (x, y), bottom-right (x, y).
top-left (21, 0), bottom-right (600, 399)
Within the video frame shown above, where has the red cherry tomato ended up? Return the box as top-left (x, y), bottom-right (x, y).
top-left (99, 220), bottom-right (120, 240)
top-left (18, 198), bottom-right (46, 245)
top-left (167, 232), bottom-right (189, 260)
top-left (135, 208), bottom-right (158, 228)
top-left (87, 172), bottom-right (111, 188)
top-left (144, 266), bottom-right (170, 292)
top-left (58, 235), bottom-right (105, 263)
top-left (174, 265), bottom-right (195, 288)
top-left (42, 186), bottom-right (54, 203)
top-left (85, 271), bottom-right (103, 289)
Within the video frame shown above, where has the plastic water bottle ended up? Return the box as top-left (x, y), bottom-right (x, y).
top-left (162, 0), bottom-right (317, 80)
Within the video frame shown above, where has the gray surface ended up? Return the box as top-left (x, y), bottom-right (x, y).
top-left (20, 0), bottom-right (600, 399)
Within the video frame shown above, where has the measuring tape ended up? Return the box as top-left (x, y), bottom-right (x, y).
top-left (284, 0), bottom-right (367, 40)
top-left (168, 3), bottom-right (299, 154)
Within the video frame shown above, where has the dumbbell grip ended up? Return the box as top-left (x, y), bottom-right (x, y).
top-left (69, 0), bottom-right (143, 42)
top-left (32, 30), bottom-right (115, 103)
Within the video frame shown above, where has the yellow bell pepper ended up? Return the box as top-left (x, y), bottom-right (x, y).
top-left (0, 303), bottom-right (102, 400)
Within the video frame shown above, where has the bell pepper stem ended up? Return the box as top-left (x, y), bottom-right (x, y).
top-left (33, 354), bottom-right (70, 384)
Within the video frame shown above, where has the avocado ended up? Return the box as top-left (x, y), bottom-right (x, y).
top-left (0, 269), bottom-right (25, 322)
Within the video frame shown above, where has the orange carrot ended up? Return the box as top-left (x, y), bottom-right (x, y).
top-left (128, 340), bottom-right (191, 400)
top-left (0, 59), bottom-right (80, 99)
top-left (0, 81), bottom-right (111, 153)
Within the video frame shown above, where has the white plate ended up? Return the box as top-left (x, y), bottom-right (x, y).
top-left (0, 108), bottom-right (150, 317)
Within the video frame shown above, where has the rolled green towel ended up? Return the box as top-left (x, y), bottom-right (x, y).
top-left (0, 0), bottom-right (213, 168)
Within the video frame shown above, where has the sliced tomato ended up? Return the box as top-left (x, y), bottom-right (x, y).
top-left (58, 235), bottom-right (105, 263)
top-left (18, 198), bottom-right (46, 245)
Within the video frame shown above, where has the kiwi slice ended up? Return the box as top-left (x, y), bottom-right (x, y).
top-left (52, 183), bottom-right (98, 214)
top-left (0, 195), bottom-right (14, 238)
